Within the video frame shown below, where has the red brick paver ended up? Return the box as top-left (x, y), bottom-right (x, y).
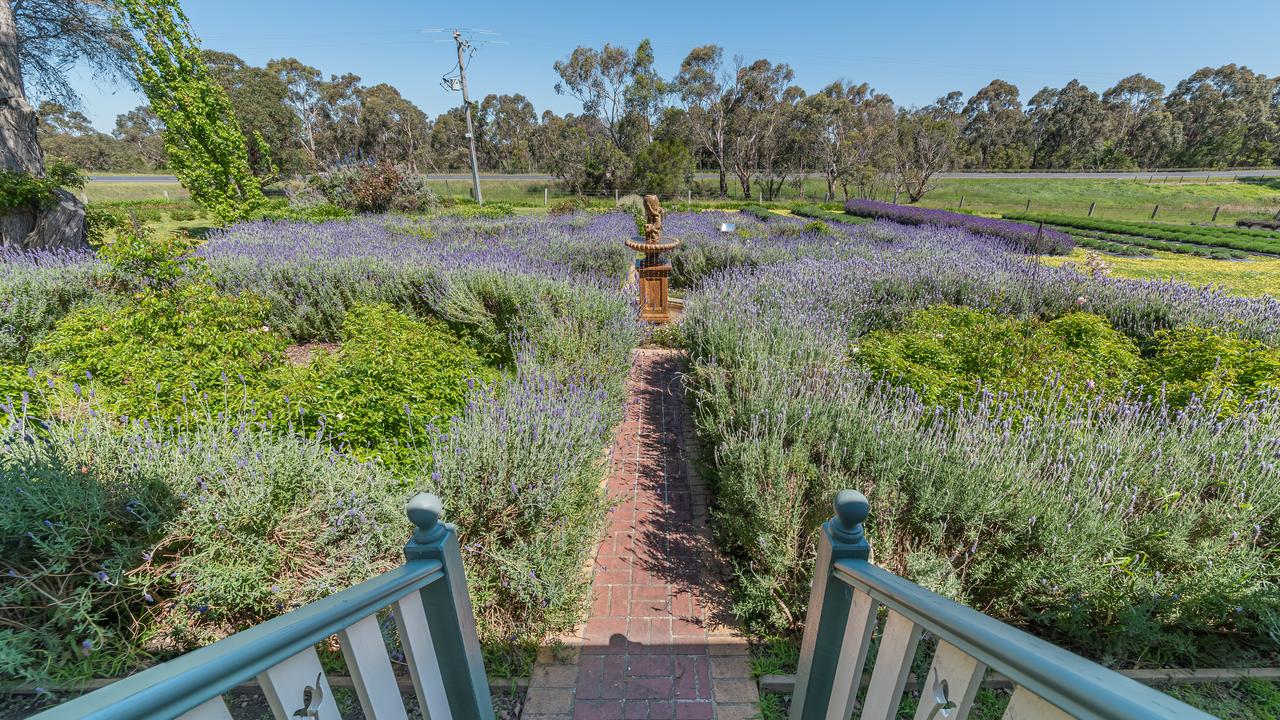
top-left (573, 349), bottom-right (724, 719)
top-left (524, 349), bottom-right (756, 720)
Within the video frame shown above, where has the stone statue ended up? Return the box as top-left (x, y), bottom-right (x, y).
top-left (642, 194), bottom-right (663, 243)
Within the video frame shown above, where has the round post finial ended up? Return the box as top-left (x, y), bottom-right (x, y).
top-left (831, 489), bottom-right (869, 545)
top-left (406, 493), bottom-right (446, 544)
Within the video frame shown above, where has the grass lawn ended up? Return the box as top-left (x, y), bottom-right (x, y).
top-left (83, 181), bottom-right (189, 203)
top-left (926, 178), bottom-right (1280, 224)
top-left (416, 175), bottom-right (1280, 225)
top-left (1044, 248), bottom-right (1280, 297)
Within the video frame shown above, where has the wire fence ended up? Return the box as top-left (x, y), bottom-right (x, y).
top-left (424, 175), bottom-right (1280, 225)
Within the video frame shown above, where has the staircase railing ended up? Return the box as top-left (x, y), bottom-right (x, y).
top-left (31, 494), bottom-right (493, 720)
top-left (791, 490), bottom-right (1215, 720)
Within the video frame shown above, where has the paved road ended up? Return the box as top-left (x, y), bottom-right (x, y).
top-left (90, 169), bottom-right (1280, 184)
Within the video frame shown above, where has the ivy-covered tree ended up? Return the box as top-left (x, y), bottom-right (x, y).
top-left (114, 0), bottom-right (266, 222)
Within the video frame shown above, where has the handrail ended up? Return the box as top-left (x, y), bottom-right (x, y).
top-left (833, 559), bottom-right (1214, 720)
top-left (789, 490), bottom-right (1218, 720)
top-left (31, 558), bottom-right (443, 720)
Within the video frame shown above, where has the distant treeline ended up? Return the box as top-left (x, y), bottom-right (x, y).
top-left (40, 43), bottom-right (1280, 201)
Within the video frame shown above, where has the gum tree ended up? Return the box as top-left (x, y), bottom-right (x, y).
top-left (0, 0), bottom-right (131, 248)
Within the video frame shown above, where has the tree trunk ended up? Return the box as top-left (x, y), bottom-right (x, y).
top-left (0, 0), bottom-right (85, 250)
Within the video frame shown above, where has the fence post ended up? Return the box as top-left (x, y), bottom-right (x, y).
top-left (403, 494), bottom-right (494, 720)
top-left (958, 195), bottom-right (965, 210)
top-left (1088, 201), bottom-right (1096, 217)
top-left (790, 490), bottom-right (872, 720)
top-left (544, 188), bottom-right (548, 207)
top-left (1151, 204), bottom-right (1160, 219)
top-left (1025, 198), bottom-right (1031, 212)
top-left (687, 189), bottom-right (691, 209)
top-left (1212, 206), bottom-right (1221, 223)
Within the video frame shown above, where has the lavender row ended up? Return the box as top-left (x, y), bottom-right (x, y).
top-left (844, 198), bottom-right (1076, 255)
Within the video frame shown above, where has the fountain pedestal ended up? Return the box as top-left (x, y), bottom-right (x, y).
top-left (626, 195), bottom-right (680, 324)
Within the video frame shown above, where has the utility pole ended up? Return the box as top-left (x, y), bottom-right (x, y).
top-left (451, 29), bottom-right (484, 205)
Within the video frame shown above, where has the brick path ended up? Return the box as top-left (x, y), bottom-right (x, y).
top-left (523, 349), bottom-right (757, 720)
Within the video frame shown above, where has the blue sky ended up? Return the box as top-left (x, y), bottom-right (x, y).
top-left (66, 0), bottom-right (1280, 131)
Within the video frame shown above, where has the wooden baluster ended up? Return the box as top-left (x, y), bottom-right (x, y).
top-left (1002, 686), bottom-right (1074, 719)
top-left (177, 697), bottom-right (234, 720)
top-left (338, 612), bottom-right (410, 720)
top-left (394, 589), bottom-right (451, 720)
top-left (825, 588), bottom-right (878, 720)
top-left (912, 641), bottom-right (986, 720)
top-left (257, 647), bottom-right (340, 720)
top-left (790, 491), bottom-right (873, 720)
top-left (859, 610), bottom-right (923, 720)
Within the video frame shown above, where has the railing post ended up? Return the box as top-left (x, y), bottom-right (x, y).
top-left (403, 494), bottom-right (495, 720)
top-left (790, 490), bottom-right (872, 720)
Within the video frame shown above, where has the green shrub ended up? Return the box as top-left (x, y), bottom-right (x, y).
top-left (856, 306), bottom-right (1143, 407)
top-left (33, 284), bottom-right (286, 422)
top-left (98, 227), bottom-right (203, 292)
top-left (277, 303), bottom-right (498, 464)
top-left (1145, 326), bottom-right (1280, 411)
top-left (441, 201), bottom-right (515, 219)
top-left (84, 206), bottom-right (129, 247)
top-left (802, 220), bottom-right (833, 236)
top-left (549, 196), bottom-right (591, 215)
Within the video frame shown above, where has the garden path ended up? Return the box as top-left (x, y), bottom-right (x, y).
top-left (522, 348), bottom-right (757, 720)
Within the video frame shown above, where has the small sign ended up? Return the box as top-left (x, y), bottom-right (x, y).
top-left (719, 223), bottom-right (736, 233)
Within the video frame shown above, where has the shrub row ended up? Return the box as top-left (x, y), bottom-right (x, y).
top-left (790, 204), bottom-right (868, 225)
top-left (682, 256), bottom-right (1280, 668)
top-left (739, 204), bottom-right (775, 222)
top-left (845, 199), bottom-right (1075, 255)
top-left (1063, 226), bottom-right (1246, 260)
top-left (1005, 212), bottom-right (1280, 255)
top-left (1070, 234), bottom-right (1154, 257)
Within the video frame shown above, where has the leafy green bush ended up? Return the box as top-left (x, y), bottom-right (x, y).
top-left (856, 306), bottom-right (1143, 407)
top-left (33, 284), bottom-right (286, 422)
top-left (802, 220), bottom-right (834, 236)
top-left (278, 303), bottom-right (497, 464)
top-left (0, 157), bottom-right (85, 212)
top-left (1145, 326), bottom-right (1280, 411)
top-left (740, 205), bottom-right (774, 222)
top-left (440, 201), bottom-right (516, 219)
top-left (84, 206), bottom-right (130, 247)
top-left (549, 196), bottom-right (591, 215)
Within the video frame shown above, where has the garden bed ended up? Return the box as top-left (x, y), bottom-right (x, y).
top-left (0, 212), bottom-right (642, 689)
top-left (675, 214), bottom-right (1280, 671)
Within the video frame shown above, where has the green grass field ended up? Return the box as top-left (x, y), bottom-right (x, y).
top-left (926, 177), bottom-right (1280, 224)
top-left (1045, 248), bottom-right (1280, 297)
top-left (83, 181), bottom-right (189, 203)
top-left (416, 175), bottom-right (1280, 225)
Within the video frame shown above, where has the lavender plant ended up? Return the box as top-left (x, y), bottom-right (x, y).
top-left (845, 198), bottom-right (1076, 255)
top-left (679, 219), bottom-right (1280, 667)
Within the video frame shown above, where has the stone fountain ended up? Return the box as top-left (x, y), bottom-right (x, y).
top-left (625, 194), bottom-right (680, 324)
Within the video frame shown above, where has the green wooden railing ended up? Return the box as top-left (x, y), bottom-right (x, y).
top-left (30, 494), bottom-right (492, 720)
top-left (791, 490), bottom-right (1216, 720)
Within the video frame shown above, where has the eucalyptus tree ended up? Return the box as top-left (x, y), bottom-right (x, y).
top-left (673, 45), bottom-right (731, 196)
top-left (0, 0), bottom-right (132, 247)
top-left (359, 83), bottom-right (429, 171)
top-left (113, 105), bottom-right (166, 169)
top-left (960, 79), bottom-right (1029, 169)
top-left (477, 93), bottom-right (537, 172)
top-left (203, 50), bottom-right (297, 179)
top-left (892, 97), bottom-right (960, 202)
top-left (725, 57), bottom-right (795, 200)
top-left (553, 42), bottom-right (635, 149)
top-left (1168, 64), bottom-right (1277, 167)
top-left (1101, 74), bottom-right (1179, 168)
top-left (1026, 80), bottom-right (1109, 169)
top-left (267, 58), bottom-right (325, 168)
